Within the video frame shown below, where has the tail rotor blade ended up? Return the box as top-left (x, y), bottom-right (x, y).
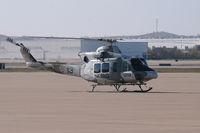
top-left (6, 37), bottom-right (21, 47)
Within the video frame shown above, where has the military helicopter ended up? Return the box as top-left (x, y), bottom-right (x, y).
top-left (6, 37), bottom-right (157, 92)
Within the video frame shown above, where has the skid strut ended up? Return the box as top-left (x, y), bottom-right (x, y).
top-left (138, 85), bottom-right (144, 91)
top-left (113, 85), bottom-right (121, 92)
top-left (136, 84), bottom-right (152, 92)
top-left (91, 85), bottom-right (97, 92)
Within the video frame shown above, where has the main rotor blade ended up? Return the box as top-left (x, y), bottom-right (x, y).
top-left (24, 36), bottom-right (118, 43)
top-left (24, 36), bottom-right (92, 40)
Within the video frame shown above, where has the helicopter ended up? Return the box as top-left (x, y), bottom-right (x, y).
top-left (6, 37), bottom-right (158, 92)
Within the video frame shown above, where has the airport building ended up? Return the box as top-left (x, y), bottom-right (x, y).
top-left (0, 39), bottom-right (148, 60)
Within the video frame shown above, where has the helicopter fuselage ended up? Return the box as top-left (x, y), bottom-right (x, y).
top-left (80, 57), bottom-right (157, 85)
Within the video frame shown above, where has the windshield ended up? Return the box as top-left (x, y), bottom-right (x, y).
top-left (130, 58), bottom-right (153, 71)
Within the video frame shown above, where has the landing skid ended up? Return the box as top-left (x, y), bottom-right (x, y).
top-left (121, 87), bottom-right (152, 93)
top-left (90, 83), bottom-right (153, 93)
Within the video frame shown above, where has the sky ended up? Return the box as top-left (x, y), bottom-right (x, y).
top-left (0, 0), bottom-right (200, 37)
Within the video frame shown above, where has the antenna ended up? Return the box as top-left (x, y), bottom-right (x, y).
top-left (156, 18), bottom-right (159, 32)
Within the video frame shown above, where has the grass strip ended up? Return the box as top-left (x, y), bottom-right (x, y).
top-left (1, 68), bottom-right (200, 73)
top-left (0, 68), bottom-right (48, 72)
top-left (154, 68), bottom-right (200, 73)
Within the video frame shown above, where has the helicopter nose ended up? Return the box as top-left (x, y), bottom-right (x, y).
top-left (146, 71), bottom-right (158, 79)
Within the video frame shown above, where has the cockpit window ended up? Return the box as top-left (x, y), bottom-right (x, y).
top-left (131, 58), bottom-right (153, 71)
top-left (102, 63), bottom-right (109, 73)
top-left (128, 64), bottom-right (132, 71)
top-left (112, 46), bottom-right (121, 53)
top-left (123, 61), bottom-right (128, 72)
top-left (113, 62), bottom-right (118, 72)
top-left (139, 58), bottom-right (148, 66)
top-left (94, 63), bottom-right (101, 73)
top-left (123, 61), bottom-right (132, 72)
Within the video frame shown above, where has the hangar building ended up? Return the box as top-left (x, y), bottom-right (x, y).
top-left (0, 39), bottom-right (148, 60)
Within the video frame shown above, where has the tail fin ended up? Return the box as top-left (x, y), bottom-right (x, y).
top-left (7, 37), bottom-right (37, 62)
top-left (6, 37), bottom-right (45, 68)
top-left (19, 43), bottom-right (37, 63)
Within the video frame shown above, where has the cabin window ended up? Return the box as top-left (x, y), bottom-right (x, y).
top-left (113, 62), bottom-right (118, 72)
top-left (102, 63), bottom-right (109, 73)
top-left (94, 64), bottom-right (101, 73)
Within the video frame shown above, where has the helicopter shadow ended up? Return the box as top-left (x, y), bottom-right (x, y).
top-left (69, 90), bottom-right (179, 94)
top-left (87, 91), bottom-right (182, 94)
top-left (69, 90), bottom-right (200, 94)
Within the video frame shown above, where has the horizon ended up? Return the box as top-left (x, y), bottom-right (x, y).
top-left (1, 31), bottom-right (200, 38)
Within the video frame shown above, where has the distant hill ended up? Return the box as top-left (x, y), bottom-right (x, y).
top-left (130, 32), bottom-right (181, 39)
top-left (107, 32), bottom-right (200, 39)
top-left (1, 32), bottom-right (200, 40)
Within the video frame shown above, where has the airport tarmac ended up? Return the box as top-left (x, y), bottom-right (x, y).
top-left (0, 72), bottom-right (200, 133)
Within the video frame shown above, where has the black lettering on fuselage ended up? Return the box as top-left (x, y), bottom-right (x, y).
top-left (122, 73), bottom-right (131, 77)
top-left (94, 73), bottom-right (110, 79)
